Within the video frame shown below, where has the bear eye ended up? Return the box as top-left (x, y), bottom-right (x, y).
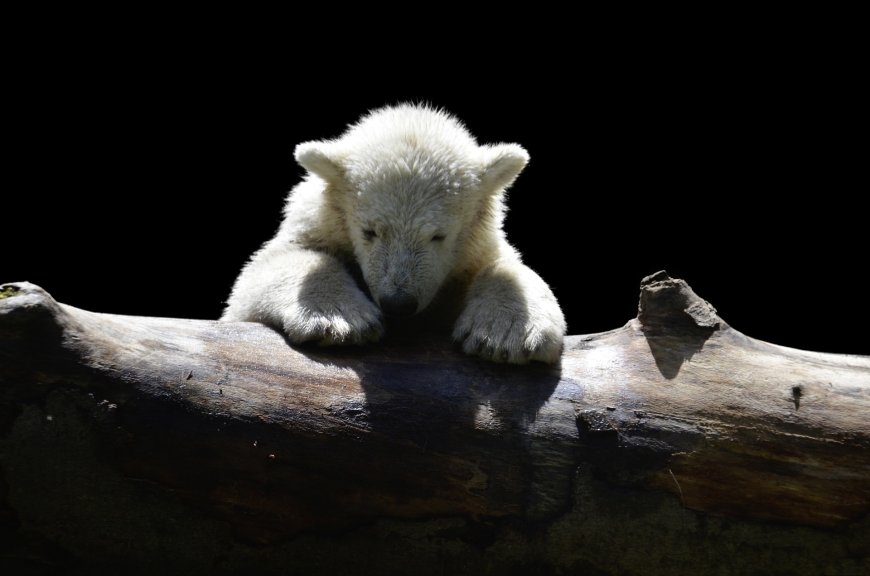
top-left (363, 229), bottom-right (377, 241)
top-left (431, 233), bottom-right (446, 242)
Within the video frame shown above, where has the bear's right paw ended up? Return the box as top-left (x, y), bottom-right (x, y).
top-left (282, 298), bottom-right (384, 346)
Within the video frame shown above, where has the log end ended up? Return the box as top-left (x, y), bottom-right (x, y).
top-left (0, 282), bottom-right (77, 368)
top-left (0, 281), bottom-right (68, 330)
top-left (0, 280), bottom-right (54, 304)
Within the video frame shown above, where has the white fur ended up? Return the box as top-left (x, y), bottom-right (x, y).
top-left (222, 104), bottom-right (566, 363)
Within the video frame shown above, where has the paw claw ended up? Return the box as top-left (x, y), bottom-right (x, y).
top-left (453, 300), bottom-right (565, 365)
top-left (284, 296), bottom-right (383, 347)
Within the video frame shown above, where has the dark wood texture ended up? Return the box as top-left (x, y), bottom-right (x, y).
top-left (1, 273), bottom-right (868, 575)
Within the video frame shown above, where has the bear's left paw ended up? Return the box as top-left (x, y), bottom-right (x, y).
top-left (453, 296), bottom-right (565, 364)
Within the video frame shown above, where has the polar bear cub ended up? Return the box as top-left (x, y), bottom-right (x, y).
top-left (222, 104), bottom-right (566, 363)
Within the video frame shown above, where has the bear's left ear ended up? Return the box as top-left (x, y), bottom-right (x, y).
top-left (479, 144), bottom-right (529, 194)
top-left (295, 140), bottom-right (345, 184)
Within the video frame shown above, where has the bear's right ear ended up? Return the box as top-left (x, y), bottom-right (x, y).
top-left (294, 141), bottom-right (344, 183)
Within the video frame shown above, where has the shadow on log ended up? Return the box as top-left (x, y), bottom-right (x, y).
top-left (0, 272), bottom-right (868, 575)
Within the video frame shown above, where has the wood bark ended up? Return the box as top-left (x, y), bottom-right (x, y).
top-left (0, 272), bottom-right (868, 575)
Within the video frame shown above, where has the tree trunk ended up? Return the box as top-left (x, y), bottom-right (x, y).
top-left (1, 272), bottom-right (868, 575)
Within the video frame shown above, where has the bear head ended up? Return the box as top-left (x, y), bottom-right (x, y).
top-left (294, 104), bottom-right (528, 318)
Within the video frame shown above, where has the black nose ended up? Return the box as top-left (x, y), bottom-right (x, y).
top-left (379, 291), bottom-right (418, 317)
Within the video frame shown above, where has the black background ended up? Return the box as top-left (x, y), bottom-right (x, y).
top-left (4, 30), bottom-right (866, 355)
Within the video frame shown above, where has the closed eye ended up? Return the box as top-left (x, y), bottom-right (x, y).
top-left (431, 233), bottom-right (446, 242)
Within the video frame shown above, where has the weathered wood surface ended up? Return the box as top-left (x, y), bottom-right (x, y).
top-left (0, 272), bottom-right (868, 575)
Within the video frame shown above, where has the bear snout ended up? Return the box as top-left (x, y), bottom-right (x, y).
top-left (379, 291), bottom-right (418, 317)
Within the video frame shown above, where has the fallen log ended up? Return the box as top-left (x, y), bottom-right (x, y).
top-left (0, 272), bottom-right (868, 575)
